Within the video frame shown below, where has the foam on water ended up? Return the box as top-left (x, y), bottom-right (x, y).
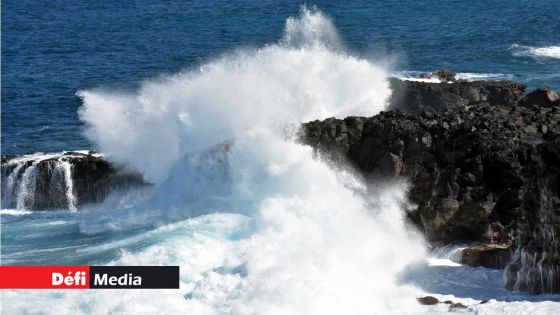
top-left (0, 209), bottom-right (33, 216)
top-left (511, 44), bottom-right (560, 60)
top-left (394, 70), bottom-right (515, 83)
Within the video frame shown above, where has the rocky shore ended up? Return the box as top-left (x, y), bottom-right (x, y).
top-left (1, 152), bottom-right (147, 210)
top-left (2, 71), bottom-right (559, 294)
top-left (301, 70), bottom-right (560, 294)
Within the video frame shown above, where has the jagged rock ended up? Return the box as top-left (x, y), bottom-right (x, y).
top-left (504, 136), bottom-right (560, 294)
top-left (301, 83), bottom-right (560, 293)
top-left (388, 78), bottom-right (526, 113)
top-left (518, 87), bottom-right (560, 108)
top-left (419, 69), bottom-right (457, 82)
top-left (1, 152), bottom-right (149, 210)
top-left (302, 104), bottom-right (559, 243)
top-left (417, 296), bottom-right (439, 305)
top-left (449, 302), bottom-right (467, 309)
top-left (460, 244), bottom-right (511, 269)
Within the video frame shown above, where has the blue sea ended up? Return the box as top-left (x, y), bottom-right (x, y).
top-left (2, 1), bottom-right (560, 314)
top-left (2, 0), bottom-right (559, 155)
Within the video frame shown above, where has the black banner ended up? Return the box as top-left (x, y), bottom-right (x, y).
top-left (90, 266), bottom-right (179, 289)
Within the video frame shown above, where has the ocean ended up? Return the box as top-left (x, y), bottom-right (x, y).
top-left (3, 0), bottom-right (559, 155)
top-left (2, 1), bottom-right (560, 314)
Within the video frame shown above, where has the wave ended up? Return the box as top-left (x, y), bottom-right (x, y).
top-left (510, 44), bottom-right (560, 60)
top-left (2, 150), bottom-right (100, 165)
top-left (394, 70), bottom-right (514, 83)
top-left (0, 209), bottom-right (33, 216)
top-left (60, 6), bottom-right (431, 314)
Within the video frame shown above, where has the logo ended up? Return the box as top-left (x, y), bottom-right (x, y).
top-left (52, 271), bottom-right (87, 286)
top-left (0, 266), bottom-right (179, 289)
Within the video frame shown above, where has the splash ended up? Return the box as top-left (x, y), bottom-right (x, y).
top-left (511, 44), bottom-right (560, 60)
top-left (1, 152), bottom-right (88, 211)
top-left (4, 6), bottom-right (430, 314)
top-left (78, 7), bottom-right (390, 184)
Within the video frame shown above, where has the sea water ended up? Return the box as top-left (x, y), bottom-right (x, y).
top-left (2, 3), bottom-right (560, 314)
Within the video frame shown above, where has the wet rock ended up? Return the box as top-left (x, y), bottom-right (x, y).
top-left (460, 244), bottom-right (511, 269)
top-left (417, 296), bottom-right (439, 305)
top-left (518, 87), bottom-right (560, 108)
top-left (301, 80), bottom-right (560, 293)
top-left (1, 153), bottom-right (149, 210)
top-left (449, 302), bottom-right (467, 309)
top-left (388, 78), bottom-right (526, 113)
top-left (419, 69), bottom-right (457, 82)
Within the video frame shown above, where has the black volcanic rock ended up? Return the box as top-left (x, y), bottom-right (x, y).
top-left (419, 69), bottom-right (457, 82)
top-left (388, 78), bottom-right (526, 113)
top-left (1, 152), bottom-right (149, 210)
top-left (460, 244), bottom-right (511, 269)
top-left (301, 83), bottom-right (560, 293)
top-left (518, 87), bottom-right (560, 108)
top-left (417, 296), bottom-right (439, 305)
top-left (302, 105), bottom-right (559, 243)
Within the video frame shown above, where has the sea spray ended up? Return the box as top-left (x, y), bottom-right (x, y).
top-left (15, 163), bottom-right (38, 209)
top-left (6, 7), bottom-right (427, 314)
top-left (78, 8), bottom-right (391, 185)
top-left (3, 155), bottom-right (80, 211)
top-left (57, 160), bottom-right (78, 212)
top-left (1, 163), bottom-right (25, 207)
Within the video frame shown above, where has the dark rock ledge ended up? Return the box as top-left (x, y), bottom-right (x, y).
top-left (301, 75), bottom-right (560, 294)
top-left (1, 152), bottom-right (148, 210)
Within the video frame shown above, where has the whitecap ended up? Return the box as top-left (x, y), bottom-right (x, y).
top-left (511, 44), bottom-right (560, 60)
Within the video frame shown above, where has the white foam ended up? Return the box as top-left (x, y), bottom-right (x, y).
top-left (2, 150), bottom-right (101, 166)
top-left (455, 72), bottom-right (514, 81)
top-left (394, 70), bottom-right (514, 83)
top-left (511, 44), bottom-right (560, 60)
top-left (0, 209), bottom-right (33, 216)
top-left (66, 6), bottom-right (430, 314)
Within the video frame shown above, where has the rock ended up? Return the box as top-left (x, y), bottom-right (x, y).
top-left (303, 102), bottom-right (560, 244)
top-left (480, 299), bottom-right (490, 304)
top-left (419, 69), bottom-right (457, 82)
top-left (504, 137), bottom-right (560, 294)
top-left (460, 244), bottom-right (511, 269)
top-left (518, 87), bottom-right (560, 108)
top-left (388, 78), bottom-right (526, 114)
top-left (301, 79), bottom-right (560, 293)
top-left (449, 302), bottom-right (467, 309)
top-left (1, 152), bottom-right (149, 210)
top-left (417, 296), bottom-right (439, 305)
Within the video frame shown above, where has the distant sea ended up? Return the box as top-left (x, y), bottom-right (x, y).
top-left (2, 0), bottom-right (559, 154)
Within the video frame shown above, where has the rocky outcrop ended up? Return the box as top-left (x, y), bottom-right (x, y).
top-left (417, 296), bottom-right (439, 305)
top-left (460, 244), bottom-right (511, 269)
top-left (419, 69), bottom-right (457, 82)
top-left (302, 104), bottom-right (559, 243)
top-left (417, 296), bottom-right (468, 310)
top-left (504, 137), bottom-right (560, 293)
top-left (1, 152), bottom-right (148, 210)
top-left (388, 78), bottom-right (526, 113)
top-left (301, 80), bottom-right (560, 293)
top-left (518, 87), bottom-right (560, 108)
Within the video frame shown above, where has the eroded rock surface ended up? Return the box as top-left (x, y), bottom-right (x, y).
top-left (301, 81), bottom-right (560, 293)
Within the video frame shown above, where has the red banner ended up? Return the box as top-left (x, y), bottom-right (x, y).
top-left (0, 266), bottom-right (90, 289)
top-left (0, 266), bottom-right (179, 289)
